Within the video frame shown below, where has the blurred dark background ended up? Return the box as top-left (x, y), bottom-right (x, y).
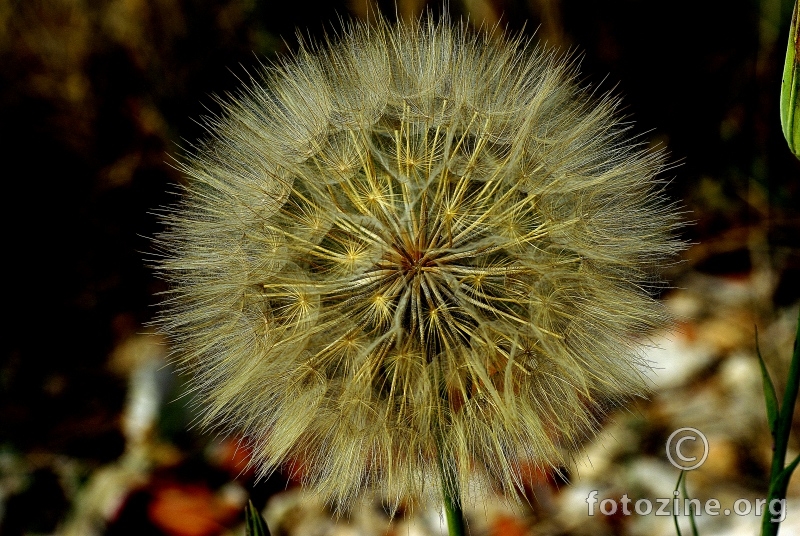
top-left (1, 0), bottom-right (799, 534)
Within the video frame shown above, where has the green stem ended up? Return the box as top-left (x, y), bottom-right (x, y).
top-left (761, 308), bottom-right (800, 536)
top-left (431, 353), bottom-right (466, 536)
top-left (435, 434), bottom-right (466, 536)
top-left (770, 311), bottom-right (800, 482)
top-left (442, 480), bottom-right (466, 536)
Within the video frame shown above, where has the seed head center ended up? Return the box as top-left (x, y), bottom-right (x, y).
top-left (397, 244), bottom-right (437, 278)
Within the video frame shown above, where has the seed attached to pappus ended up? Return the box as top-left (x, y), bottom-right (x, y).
top-left (155, 15), bottom-right (683, 512)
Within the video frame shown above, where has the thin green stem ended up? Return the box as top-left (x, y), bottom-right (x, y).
top-left (681, 472), bottom-right (699, 536)
top-left (672, 472), bottom-right (684, 536)
top-left (435, 432), bottom-right (466, 536)
top-left (770, 311), bottom-right (800, 482)
top-left (761, 308), bottom-right (800, 536)
top-left (442, 479), bottom-right (466, 536)
top-left (431, 350), bottom-right (467, 536)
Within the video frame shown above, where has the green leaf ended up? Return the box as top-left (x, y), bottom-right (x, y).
top-left (756, 326), bottom-right (780, 435)
top-left (781, 0), bottom-right (800, 157)
top-left (774, 451), bottom-right (800, 498)
top-left (761, 310), bottom-right (800, 536)
top-left (245, 500), bottom-right (271, 536)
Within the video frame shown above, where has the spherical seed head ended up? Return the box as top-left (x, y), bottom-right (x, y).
top-left (155, 16), bottom-right (682, 510)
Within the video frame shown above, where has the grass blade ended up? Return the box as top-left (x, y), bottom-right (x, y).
top-left (756, 326), bottom-right (780, 434)
top-left (245, 500), bottom-right (271, 536)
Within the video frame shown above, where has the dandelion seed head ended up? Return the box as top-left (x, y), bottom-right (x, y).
top-left (155, 15), bottom-right (683, 511)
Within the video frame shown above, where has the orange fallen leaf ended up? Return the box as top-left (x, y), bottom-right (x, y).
top-left (148, 484), bottom-right (238, 536)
